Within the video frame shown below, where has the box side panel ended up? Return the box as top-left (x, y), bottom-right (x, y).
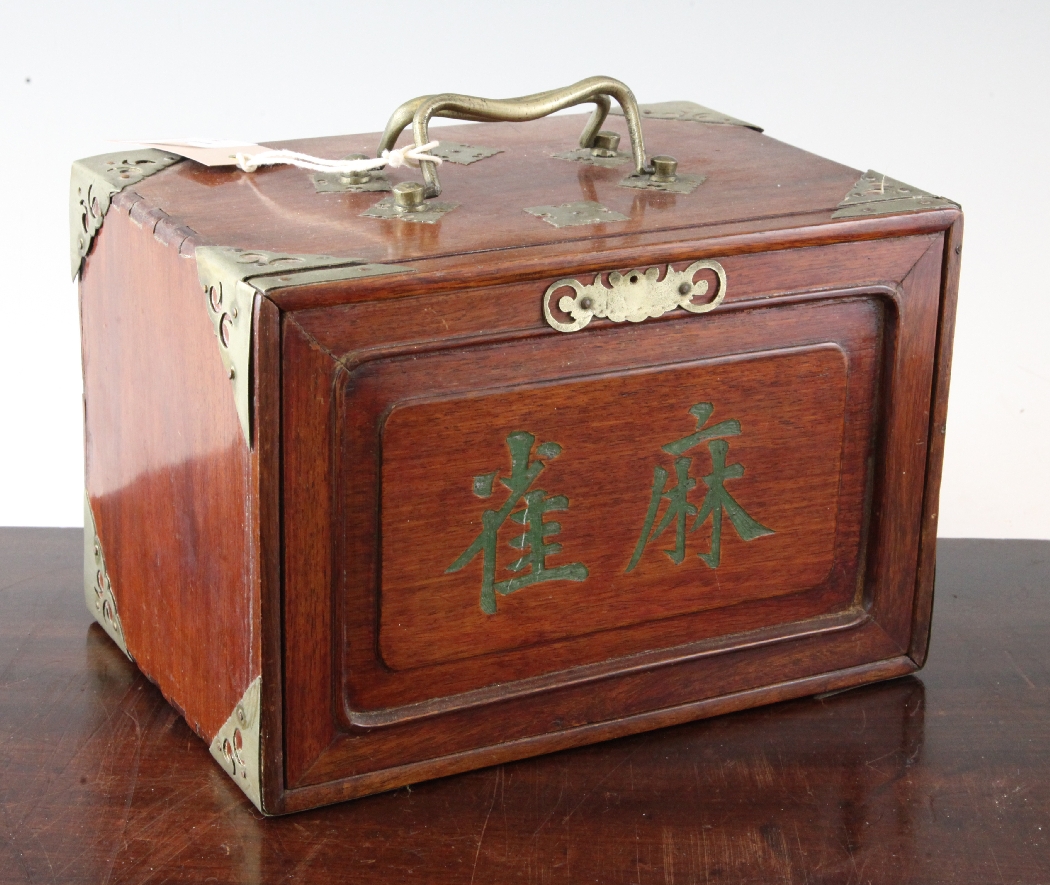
top-left (80, 201), bottom-right (258, 742)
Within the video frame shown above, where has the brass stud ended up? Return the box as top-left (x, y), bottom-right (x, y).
top-left (393, 181), bottom-right (426, 212)
top-left (340, 154), bottom-right (372, 185)
top-left (651, 155), bottom-right (678, 182)
top-left (591, 131), bottom-right (621, 158)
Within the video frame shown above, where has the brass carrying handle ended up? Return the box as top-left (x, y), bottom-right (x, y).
top-left (377, 76), bottom-right (652, 199)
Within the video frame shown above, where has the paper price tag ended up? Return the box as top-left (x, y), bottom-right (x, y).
top-left (114, 139), bottom-right (270, 167)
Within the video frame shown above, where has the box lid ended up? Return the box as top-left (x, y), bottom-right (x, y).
top-left (115, 105), bottom-right (955, 294)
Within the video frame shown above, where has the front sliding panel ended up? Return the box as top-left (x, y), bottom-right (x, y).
top-left (335, 293), bottom-right (885, 720)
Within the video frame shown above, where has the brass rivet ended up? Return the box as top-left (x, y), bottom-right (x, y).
top-left (679, 282), bottom-right (692, 295)
top-left (580, 296), bottom-right (594, 310)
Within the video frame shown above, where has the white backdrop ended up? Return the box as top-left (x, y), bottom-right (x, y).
top-left (1, 1), bottom-right (1047, 536)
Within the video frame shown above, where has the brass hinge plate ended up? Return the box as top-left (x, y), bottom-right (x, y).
top-left (70, 150), bottom-right (182, 280)
top-left (543, 260), bottom-right (726, 332)
top-left (313, 153), bottom-right (393, 194)
top-left (362, 197), bottom-right (459, 223)
top-left (430, 142), bottom-right (502, 165)
top-left (832, 170), bottom-right (958, 219)
top-left (524, 200), bottom-right (629, 228)
top-left (314, 169), bottom-right (391, 194)
top-left (619, 170), bottom-right (707, 194)
top-left (195, 247), bottom-right (413, 446)
top-left (83, 494), bottom-right (131, 660)
top-left (209, 676), bottom-right (262, 811)
top-left (612, 100), bottom-right (763, 132)
top-left (551, 147), bottom-right (632, 168)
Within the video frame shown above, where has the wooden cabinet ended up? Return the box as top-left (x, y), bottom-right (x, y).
top-left (77, 97), bottom-right (961, 813)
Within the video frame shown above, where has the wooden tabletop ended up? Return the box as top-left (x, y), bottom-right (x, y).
top-left (2, 531), bottom-right (1047, 884)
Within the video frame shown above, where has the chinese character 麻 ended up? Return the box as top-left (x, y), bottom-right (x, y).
top-left (627, 403), bottom-right (773, 572)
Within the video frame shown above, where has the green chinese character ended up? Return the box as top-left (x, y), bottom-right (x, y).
top-left (693, 438), bottom-right (774, 567)
top-left (625, 457), bottom-right (697, 571)
top-left (447, 431), bottom-right (588, 614)
top-left (628, 403), bottom-right (773, 572)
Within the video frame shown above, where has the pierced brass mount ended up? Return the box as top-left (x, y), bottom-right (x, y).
top-left (430, 142), bottom-right (502, 165)
top-left (620, 155), bottom-right (706, 194)
top-left (210, 676), bottom-right (262, 811)
top-left (362, 182), bottom-right (459, 223)
top-left (524, 201), bottom-right (629, 228)
top-left (70, 150), bottom-right (182, 280)
top-left (543, 260), bottom-right (727, 333)
top-left (832, 170), bottom-right (958, 219)
top-left (195, 247), bottom-right (413, 446)
top-left (553, 146), bottom-right (632, 167)
top-left (553, 130), bottom-right (632, 168)
top-left (314, 154), bottom-right (391, 194)
top-left (83, 494), bottom-right (131, 660)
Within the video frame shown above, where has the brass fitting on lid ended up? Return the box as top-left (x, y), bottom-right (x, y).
top-left (340, 154), bottom-right (373, 185)
top-left (393, 181), bottom-right (426, 212)
top-left (651, 155), bottom-right (678, 182)
top-left (591, 131), bottom-right (621, 158)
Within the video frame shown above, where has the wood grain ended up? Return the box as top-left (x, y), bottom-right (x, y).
top-left (278, 229), bottom-right (949, 804)
top-left (348, 301), bottom-right (877, 702)
top-left (378, 345), bottom-right (850, 668)
top-left (130, 116), bottom-right (863, 266)
top-left (80, 202), bottom-right (260, 742)
top-left (3, 531), bottom-right (1047, 884)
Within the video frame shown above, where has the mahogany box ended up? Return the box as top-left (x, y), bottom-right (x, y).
top-left (74, 78), bottom-right (962, 814)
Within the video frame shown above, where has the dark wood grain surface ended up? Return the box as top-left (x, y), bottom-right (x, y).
top-left (80, 187), bottom-right (262, 743)
top-left (274, 227), bottom-right (953, 809)
top-left (128, 116), bottom-right (864, 266)
top-left (2, 530), bottom-right (1046, 883)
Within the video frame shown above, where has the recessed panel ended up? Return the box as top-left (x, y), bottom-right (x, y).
top-left (379, 345), bottom-right (848, 671)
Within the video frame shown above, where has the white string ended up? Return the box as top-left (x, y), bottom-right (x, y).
top-left (234, 141), bottom-right (443, 174)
